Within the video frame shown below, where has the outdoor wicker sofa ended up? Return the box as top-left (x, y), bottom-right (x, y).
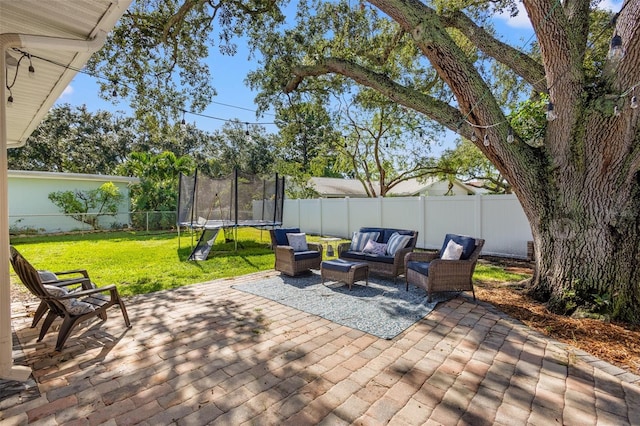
top-left (338, 227), bottom-right (418, 281)
top-left (269, 228), bottom-right (323, 276)
top-left (405, 234), bottom-right (484, 301)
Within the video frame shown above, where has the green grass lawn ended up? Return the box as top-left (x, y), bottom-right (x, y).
top-left (10, 229), bottom-right (529, 298)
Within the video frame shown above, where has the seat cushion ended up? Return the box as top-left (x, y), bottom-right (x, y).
top-left (341, 251), bottom-right (366, 261)
top-left (407, 261), bottom-right (430, 276)
top-left (293, 250), bottom-right (321, 261)
top-left (43, 284), bottom-right (95, 315)
top-left (441, 234), bottom-right (476, 260)
top-left (363, 253), bottom-right (395, 264)
top-left (274, 228), bottom-right (300, 246)
top-left (322, 259), bottom-right (358, 272)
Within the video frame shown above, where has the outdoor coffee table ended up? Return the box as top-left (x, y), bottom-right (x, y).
top-left (321, 259), bottom-right (369, 290)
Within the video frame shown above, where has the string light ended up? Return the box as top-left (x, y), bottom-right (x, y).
top-left (180, 110), bottom-right (186, 128)
top-left (483, 134), bottom-right (489, 146)
top-left (507, 128), bottom-right (514, 143)
top-left (630, 89), bottom-right (638, 109)
top-left (614, 105), bottom-right (620, 117)
top-left (27, 54), bottom-right (35, 78)
top-left (546, 102), bottom-right (557, 121)
top-left (608, 33), bottom-right (624, 61)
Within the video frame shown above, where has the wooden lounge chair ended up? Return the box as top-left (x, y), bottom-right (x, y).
top-left (405, 234), bottom-right (485, 302)
top-left (10, 246), bottom-right (131, 351)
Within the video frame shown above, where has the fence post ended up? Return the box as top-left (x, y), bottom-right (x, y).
top-left (474, 194), bottom-right (483, 240)
top-left (419, 196), bottom-right (426, 249)
top-left (146, 212), bottom-right (149, 232)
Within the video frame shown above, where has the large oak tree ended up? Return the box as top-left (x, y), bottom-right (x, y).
top-left (273, 0), bottom-right (640, 322)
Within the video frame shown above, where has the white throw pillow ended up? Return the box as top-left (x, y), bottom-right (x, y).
top-left (286, 233), bottom-right (309, 252)
top-left (441, 239), bottom-right (464, 260)
top-left (362, 240), bottom-right (387, 256)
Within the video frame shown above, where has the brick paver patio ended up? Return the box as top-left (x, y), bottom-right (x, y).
top-left (2, 270), bottom-right (639, 425)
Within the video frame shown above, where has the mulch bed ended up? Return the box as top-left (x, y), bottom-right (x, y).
top-left (475, 258), bottom-right (640, 376)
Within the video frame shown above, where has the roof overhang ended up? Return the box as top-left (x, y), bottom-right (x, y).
top-left (1, 0), bottom-right (132, 148)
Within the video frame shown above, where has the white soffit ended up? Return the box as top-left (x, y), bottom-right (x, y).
top-left (1, 0), bottom-right (132, 148)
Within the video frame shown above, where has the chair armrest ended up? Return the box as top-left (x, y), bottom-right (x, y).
top-left (405, 251), bottom-right (439, 263)
top-left (53, 269), bottom-right (90, 279)
top-left (393, 247), bottom-right (415, 265)
top-left (428, 258), bottom-right (475, 275)
top-left (275, 245), bottom-right (295, 258)
top-left (61, 284), bottom-right (119, 299)
top-left (307, 242), bottom-right (323, 254)
top-left (42, 277), bottom-right (92, 288)
top-left (337, 242), bottom-right (351, 256)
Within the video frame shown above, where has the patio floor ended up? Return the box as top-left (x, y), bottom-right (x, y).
top-left (2, 270), bottom-right (640, 425)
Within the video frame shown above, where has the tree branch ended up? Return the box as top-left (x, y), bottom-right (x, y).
top-left (285, 58), bottom-right (469, 137)
top-left (440, 10), bottom-right (547, 94)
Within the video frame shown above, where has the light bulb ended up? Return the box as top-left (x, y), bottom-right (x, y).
top-left (471, 134), bottom-right (477, 142)
top-left (507, 128), bottom-right (514, 143)
top-left (7, 94), bottom-right (14, 107)
top-left (608, 34), bottom-right (624, 61)
top-left (546, 102), bottom-right (557, 121)
top-left (614, 105), bottom-right (620, 116)
top-left (483, 134), bottom-right (489, 146)
top-left (631, 95), bottom-right (638, 109)
top-left (27, 55), bottom-right (35, 78)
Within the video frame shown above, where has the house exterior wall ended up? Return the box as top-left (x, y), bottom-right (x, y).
top-left (8, 170), bottom-right (137, 233)
top-left (282, 194), bottom-right (533, 258)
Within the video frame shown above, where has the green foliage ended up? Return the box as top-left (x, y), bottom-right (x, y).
top-left (436, 139), bottom-right (510, 193)
top-left (117, 151), bottom-right (194, 229)
top-left (88, 0), bottom-right (285, 126)
top-left (48, 182), bottom-right (124, 230)
top-left (8, 104), bottom-right (137, 174)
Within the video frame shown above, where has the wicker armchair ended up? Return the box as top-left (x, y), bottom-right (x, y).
top-left (269, 228), bottom-right (323, 276)
top-left (405, 234), bottom-right (484, 302)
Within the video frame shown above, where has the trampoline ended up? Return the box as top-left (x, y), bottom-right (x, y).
top-left (177, 169), bottom-right (285, 260)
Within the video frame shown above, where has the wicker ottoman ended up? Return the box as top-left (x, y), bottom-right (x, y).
top-left (321, 259), bottom-right (369, 290)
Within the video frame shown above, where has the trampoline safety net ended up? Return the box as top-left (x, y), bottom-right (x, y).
top-left (177, 169), bottom-right (285, 260)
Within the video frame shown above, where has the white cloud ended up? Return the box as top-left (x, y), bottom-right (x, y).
top-left (495, 2), bottom-right (532, 30)
top-left (598, 0), bottom-right (623, 12)
top-left (58, 85), bottom-right (74, 100)
top-left (495, 0), bottom-right (623, 30)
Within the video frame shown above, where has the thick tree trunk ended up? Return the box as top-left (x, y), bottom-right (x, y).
top-left (525, 112), bottom-right (640, 324)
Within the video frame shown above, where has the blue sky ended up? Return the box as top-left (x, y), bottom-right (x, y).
top-left (55, 1), bottom-right (622, 140)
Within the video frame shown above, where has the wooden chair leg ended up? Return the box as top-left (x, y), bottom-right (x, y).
top-left (31, 301), bottom-right (49, 328)
top-left (118, 299), bottom-right (131, 327)
top-left (55, 316), bottom-right (82, 351)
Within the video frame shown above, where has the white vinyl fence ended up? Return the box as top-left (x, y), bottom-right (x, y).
top-left (282, 194), bottom-right (533, 258)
